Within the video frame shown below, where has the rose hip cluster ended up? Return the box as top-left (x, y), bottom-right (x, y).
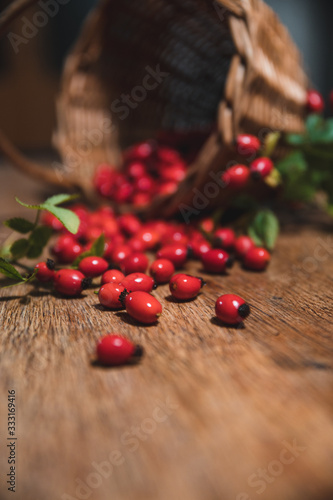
top-left (33, 204), bottom-right (272, 364)
top-left (94, 141), bottom-right (187, 207)
top-left (221, 134), bottom-right (275, 190)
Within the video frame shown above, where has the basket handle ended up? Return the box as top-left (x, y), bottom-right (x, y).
top-left (0, 0), bottom-right (69, 188)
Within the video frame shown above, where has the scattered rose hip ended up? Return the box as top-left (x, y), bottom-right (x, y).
top-left (36, 133), bottom-right (280, 366)
top-left (34, 259), bottom-right (55, 282)
top-left (54, 269), bottom-right (91, 296)
top-left (244, 247), bottom-right (271, 271)
top-left (98, 283), bottom-right (126, 309)
top-left (120, 273), bottom-right (156, 293)
top-left (169, 274), bottom-right (205, 301)
top-left (101, 269), bottom-right (125, 285)
top-left (149, 259), bottom-right (175, 284)
top-left (122, 291), bottom-right (162, 324)
top-left (215, 294), bottom-right (251, 325)
top-left (96, 334), bottom-right (143, 366)
top-left (79, 256), bottom-right (109, 278)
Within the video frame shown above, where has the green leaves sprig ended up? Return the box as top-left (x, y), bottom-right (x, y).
top-left (0, 193), bottom-right (80, 287)
top-left (277, 114), bottom-right (333, 212)
top-left (248, 209), bottom-right (279, 251)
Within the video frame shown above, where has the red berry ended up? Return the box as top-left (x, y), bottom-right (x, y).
top-left (54, 269), bottom-right (90, 296)
top-left (234, 236), bottom-right (255, 258)
top-left (131, 192), bottom-right (151, 207)
top-left (213, 228), bottom-right (235, 249)
top-left (121, 252), bottom-right (149, 274)
top-left (34, 259), bottom-right (55, 282)
top-left (79, 256), bottom-right (109, 278)
top-left (250, 157), bottom-right (274, 179)
top-left (120, 273), bottom-right (155, 293)
top-left (236, 134), bottom-right (261, 156)
top-left (157, 244), bottom-right (188, 269)
top-left (124, 291), bottom-right (162, 324)
top-left (126, 161), bottom-right (147, 179)
top-left (201, 249), bottom-right (233, 273)
top-left (169, 274), bottom-right (205, 300)
top-left (133, 175), bottom-right (155, 193)
top-left (111, 245), bottom-right (132, 266)
top-left (222, 165), bottom-right (250, 189)
top-left (101, 269), bottom-right (125, 285)
top-left (124, 141), bottom-right (156, 161)
top-left (134, 228), bottom-right (160, 250)
top-left (96, 334), bottom-right (141, 366)
top-left (118, 214), bottom-right (141, 236)
top-left (51, 235), bottom-right (83, 264)
top-left (244, 247), bottom-right (271, 271)
top-left (160, 163), bottom-right (186, 182)
top-left (113, 180), bottom-right (133, 204)
top-left (307, 89), bottom-right (324, 114)
top-left (94, 164), bottom-right (117, 197)
top-left (215, 294), bottom-right (250, 325)
top-left (150, 259), bottom-right (175, 284)
top-left (98, 283), bottom-right (125, 309)
top-left (199, 217), bottom-right (214, 234)
top-left (189, 239), bottom-right (211, 259)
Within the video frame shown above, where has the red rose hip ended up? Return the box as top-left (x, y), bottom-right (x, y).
top-left (123, 291), bottom-right (162, 324)
top-left (236, 134), bottom-right (261, 156)
top-left (215, 294), bottom-right (251, 325)
top-left (244, 247), bottom-right (270, 271)
top-left (169, 274), bottom-right (205, 301)
top-left (250, 157), bottom-right (274, 179)
top-left (79, 256), bottom-right (109, 278)
top-left (201, 249), bottom-right (234, 273)
top-left (121, 252), bottom-right (149, 274)
top-left (34, 259), bottom-right (55, 282)
top-left (222, 165), bottom-right (250, 189)
top-left (101, 269), bottom-right (125, 285)
top-left (213, 228), bottom-right (235, 250)
top-left (307, 89), bottom-right (324, 114)
top-left (96, 334), bottom-right (143, 366)
top-left (156, 244), bottom-right (188, 269)
top-left (234, 236), bottom-right (255, 258)
top-left (150, 259), bottom-right (175, 284)
top-left (98, 283), bottom-right (125, 309)
top-left (120, 273), bottom-right (155, 293)
top-left (54, 269), bottom-right (90, 296)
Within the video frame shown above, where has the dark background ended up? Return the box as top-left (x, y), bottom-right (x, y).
top-left (0, 0), bottom-right (332, 149)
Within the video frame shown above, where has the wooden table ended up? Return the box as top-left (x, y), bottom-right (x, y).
top-left (0, 164), bottom-right (333, 500)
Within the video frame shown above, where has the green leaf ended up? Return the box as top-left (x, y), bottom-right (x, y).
top-left (44, 193), bottom-right (79, 206)
top-left (248, 210), bottom-right (280, 251)
top-left (26, 226), bottom-right (53, 259)
top-left (276, 151), bottom-right (308, 177)
top-left (0, 258), bottom-right (24, 281)
top-left (15, 197), bottom-right (42, 209)
top-left (286, 134), bottom-right (307, 146)
top-left (72, 234), bottom-right (105, 268)
top-left (42, 205), bottom-right (80, 234)
top-left (4, 217), bottom-right (35, 234)
top-left (15, 195), bottom-right (80, 234)
top-left (10, 238), bottom-right (30, 259)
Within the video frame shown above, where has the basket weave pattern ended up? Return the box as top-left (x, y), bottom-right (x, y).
top-left (0, 0), bottom-right (308, 216)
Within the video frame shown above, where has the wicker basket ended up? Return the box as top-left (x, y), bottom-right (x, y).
top-left (0, 0), bottom-right (307, 217)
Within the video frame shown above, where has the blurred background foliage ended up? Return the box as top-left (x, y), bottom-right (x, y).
top-left (0, 0), bottom-right (332, 149)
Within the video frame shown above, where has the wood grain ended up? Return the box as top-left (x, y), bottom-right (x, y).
top-left (0, 164), bottom-right (333, 500)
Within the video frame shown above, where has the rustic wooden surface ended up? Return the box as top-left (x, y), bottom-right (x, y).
top-left (0, 164), bottom-right (333, 500)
